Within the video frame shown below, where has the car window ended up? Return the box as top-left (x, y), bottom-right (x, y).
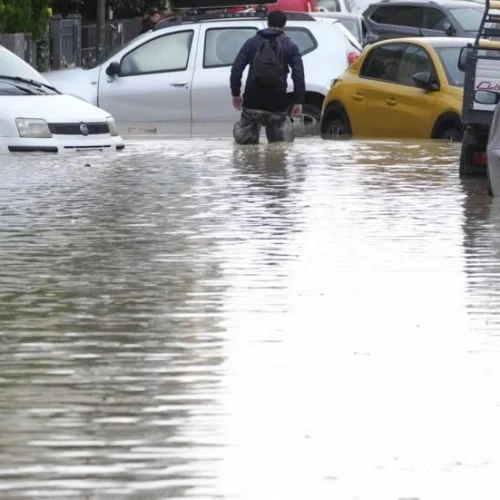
top-left (422, 7), bottom-right (448, 30)
top-left (204, 27), bottom-right (257, 68)
top-left (360, 43), bottom-right (404, 82)
top-left (120, 30), bottom-right (194, 76)
top-left (396, 44), bottom-right (433, 85)
top-left (370, 6), bottom-right (423, 28)
top-left (317, 0), bottom-right (342, 11)
top-left (448, 7), bottom-right (484, 31)
top-left (434, 46), bottom-right (465, 87)
top-left (338, 18), bottom-right (361, 41)
top-left (284, 27), bottom-right (318, 55)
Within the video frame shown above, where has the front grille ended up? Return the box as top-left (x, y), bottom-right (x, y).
top-left (48, 122), bottom-right (110, 135)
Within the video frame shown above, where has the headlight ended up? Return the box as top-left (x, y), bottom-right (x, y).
top-left (106, 117), bottom-right (119, 137)
top-left (16, 118), bottom-right (52, 138)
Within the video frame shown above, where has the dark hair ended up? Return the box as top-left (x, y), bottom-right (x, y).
top-left (267, 10), bottom-right (287, 28)
top-left (148, 8), bottom-right (160, 16)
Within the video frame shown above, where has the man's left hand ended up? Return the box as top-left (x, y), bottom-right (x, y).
top-left (232, 96), bottom-right (243, 111)
top-left (291, 104), bottom-right (302, 116)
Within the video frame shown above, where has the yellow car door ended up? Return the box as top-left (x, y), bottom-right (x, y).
top-left (383, 43), bottom-right (438, 138)
top-left (347, 42), bottom-right (436, 139)
top-left (346, 42), bottom-right (406, 138)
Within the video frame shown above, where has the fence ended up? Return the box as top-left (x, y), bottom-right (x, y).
top-left (0, 15), bottom-right (141, 71)
top-left (0, 33), bottom-right (37, 68)
top-left (81, 18), bottom-right (141, 68)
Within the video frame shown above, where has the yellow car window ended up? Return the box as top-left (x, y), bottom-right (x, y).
top-left (396, 45), bottom-right (433, 86)
top-left (360, 43), bottom-right (404, 83)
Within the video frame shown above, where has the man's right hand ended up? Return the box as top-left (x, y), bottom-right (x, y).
top-left (232, 96), bottom-right (243, 111)
top-left (291, 104), bottom-right (302, 116)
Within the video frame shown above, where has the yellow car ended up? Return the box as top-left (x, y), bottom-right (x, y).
top-left (320, 37), bottom-right (471, 141)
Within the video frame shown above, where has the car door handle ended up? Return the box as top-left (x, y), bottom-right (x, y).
top-left (353, 93), bottom-right (364, 101)
top-left (386, 97), bottom-right (397, 106)
top-left (170, 82), bottom-right (188, 88)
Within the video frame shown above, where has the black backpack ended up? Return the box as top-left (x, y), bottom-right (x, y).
top-left (251, 36), bottom-right (285, 87)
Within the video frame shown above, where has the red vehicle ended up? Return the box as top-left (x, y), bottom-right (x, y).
top-left (226, 0), bottom-right (319, 13)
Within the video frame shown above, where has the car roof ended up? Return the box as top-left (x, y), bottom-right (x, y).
top-left (153, 9), bottom-right (318, 31)
top-left (312, 11), bottom-right (362, 19)
top-left (374, 35), bottom-right (475, 47)
top-left (367, 0), bottom-right (483, 8)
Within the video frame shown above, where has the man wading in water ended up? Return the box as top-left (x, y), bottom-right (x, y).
top-left (230, 10), bottom-right (305, 144)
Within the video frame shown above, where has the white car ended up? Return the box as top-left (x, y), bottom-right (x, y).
top-left (43, 12), bottom-right (362, 136)
top-left (312, 11), bottom-right (367, 45)
top-left (0, 45), bottom-right (124, 154)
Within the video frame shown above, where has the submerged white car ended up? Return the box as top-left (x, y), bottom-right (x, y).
top-left (0, 45), bottom-right (124, 154)
top-left (43, 12), bottom-right (361, 136)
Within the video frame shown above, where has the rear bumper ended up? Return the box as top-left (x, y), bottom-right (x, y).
top-left (1, 134), bottom-right (125, 154)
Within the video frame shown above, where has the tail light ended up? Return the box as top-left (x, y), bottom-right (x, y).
top-left (473, 151), bottom-right (488, 166)
top-left (348, 51), bottom-right (359, 65)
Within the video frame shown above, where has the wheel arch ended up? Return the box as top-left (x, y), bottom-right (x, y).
top-left (431, 111), bottom-right (463, 139)
top-left (286, 90), bottom-right (326, 111)
top-left (320, 100), bottom-right (350, 134)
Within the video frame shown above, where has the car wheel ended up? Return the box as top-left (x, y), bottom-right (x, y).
top-left (289, 103), bottom-right (321, 136)
top-left (459, 128), bottom-right (487, 177)
top-left (442, 127), bottom-right (462, 142)
top-left (321, 111), bottom-right (352, 140)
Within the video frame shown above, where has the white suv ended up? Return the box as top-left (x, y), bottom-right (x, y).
top-left (43, 11), bottom-right (361, 136)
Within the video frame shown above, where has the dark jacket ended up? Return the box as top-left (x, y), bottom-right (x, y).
top-left (230, 28), bottom-right (306, 107)
top-left (140, 17), bottom-right (156, 34)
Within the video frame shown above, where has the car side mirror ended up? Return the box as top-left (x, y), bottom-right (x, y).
top-left (458, 46), bottom-right (472, 72)
top-left (106, 61), bottom-right (120, 77)
top-left (364, 32), bottom-right (379, 46)
top-left (442, 21), bottom-right (456, 37)
top-left (474, 90), bottom-right (500, 105)
top-left (412, 71), bottom-right (439, 91)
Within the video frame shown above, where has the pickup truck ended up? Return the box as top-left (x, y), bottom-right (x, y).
top-left (459, 0), bottom-right (500, 176)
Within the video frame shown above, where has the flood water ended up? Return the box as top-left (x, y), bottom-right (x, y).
top-left (1, 137), bottom-right (500, 499)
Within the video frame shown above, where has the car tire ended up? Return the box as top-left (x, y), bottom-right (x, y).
top-left (320, 106), bottom-right (352, 140)
top-left (441, 127), bottom-right (462, 142)
top-left (459, 143), bottom-right (471, 178)
top-left (459, 128), bottom-right (486, 177)
top-left (289, 103), bottom-right (321, 136)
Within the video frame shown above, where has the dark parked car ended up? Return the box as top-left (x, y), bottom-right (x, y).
top-left (363, 0), bottom-right (490, 42)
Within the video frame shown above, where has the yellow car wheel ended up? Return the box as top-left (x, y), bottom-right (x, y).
top-left (320, 103), bottom-right (352, 140)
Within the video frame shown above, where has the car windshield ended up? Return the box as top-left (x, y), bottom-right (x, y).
top-left (434, 46), bottom-right (465, 87)
top-left (0, 46), bottom-right (51, 85)
top-left (84, 32), bottom-right (148, 69)
top-left (449, 7), bottom-right (492, 32)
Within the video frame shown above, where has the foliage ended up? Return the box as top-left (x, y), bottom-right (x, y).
top-left (0, 0), bottom-right (51, 40)
top-left (108, 0), bottom-right (168, 17)
top-left (0, 0), bottom-right (32, 34)
top-left (50, 0), bottom-right (167, 19)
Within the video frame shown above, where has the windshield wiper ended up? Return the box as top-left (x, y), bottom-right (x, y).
top-left (0, 75), bottom-right (59, 93)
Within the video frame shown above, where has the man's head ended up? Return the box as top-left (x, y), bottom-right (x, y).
top-left (267, 10), bottom-right (287, 30)
top-left (149, 9), bottom-right (162, 23)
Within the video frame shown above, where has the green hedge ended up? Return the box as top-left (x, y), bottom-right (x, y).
top-left (0, 0), bottom-right (50, 40)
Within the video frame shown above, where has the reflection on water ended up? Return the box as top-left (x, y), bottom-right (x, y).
top-left (1, 139), bottom-right (500, 499)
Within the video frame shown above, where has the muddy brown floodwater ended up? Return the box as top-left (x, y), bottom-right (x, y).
top-left (1, 137), bottom-right (500, 500)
